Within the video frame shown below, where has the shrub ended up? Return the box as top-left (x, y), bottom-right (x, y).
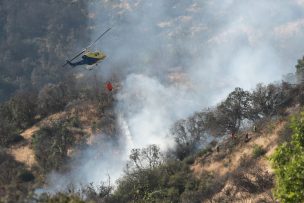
top-left (271, 112), bottom-right (304, 203)
top-left (112, 169), bottom-right (162, 202)
top-left (231, 158), bottom-right (273, 198)
top-left (0, 107), bottom-right (21, 147)
top-left (196, 146), bottom-right (212, 158)
top-left (32, 122), bottom-right (75, 172)
top-left (252, 144), bottom-right (266, 159)
top-left (35, 193), bottom-right (85, 203)
top-left (0, 149), bottom-right (27, 186)
top-left (277, 122), bottom-right (293, 144)
top-left (180, 190), bottom-right (201, 203)
top-left (111, 147), bottom-right (209, 203)
top-left (145, 190), bottom-right (167, 202)
top-left (198, 172), bottom-right (224, 200)
top-left (2, 91), bottom-right (37, 129)
top-left (67, 117), bottom-right (81, 128)
top-left (183, 155), bottom-right (195, 165)
top-left (7, 134), bottom-right (24, 145)
top-left (37, 83), bottom-right (68, 116)
top-left (18, 170), bottom-right (35, 182)
top-left (0, 128), bottom-right (24, 147)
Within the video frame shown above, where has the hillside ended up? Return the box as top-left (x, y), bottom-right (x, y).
top-left (191, 119), bottom-right (285, 202)
top-left (7, 101), bottom-right (100, 169)
top-left (1, 75), bottom-right (304, 202)
top-left (9, 105), bottom-right (288, 202)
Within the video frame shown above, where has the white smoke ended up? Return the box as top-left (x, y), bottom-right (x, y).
top-left (45, 0), bottom-right (304, 191)
top-left (116, 74), bottom-right (202, 150)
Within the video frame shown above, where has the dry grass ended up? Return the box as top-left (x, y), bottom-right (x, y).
top-left (8, 145), bottom-right (36, 168)
top-left (191, 120), bottom-right (285, 202)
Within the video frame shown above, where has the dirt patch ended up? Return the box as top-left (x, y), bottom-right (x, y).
top-left (21, 126), bottom-right (39, 140)
top-left (8, 145), bottom-right (36, 168)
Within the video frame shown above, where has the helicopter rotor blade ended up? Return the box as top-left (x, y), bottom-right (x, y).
top-left (62, 49), bottom-right (86, 67)
top-left (86, 27), bottom-right (112, 50)
top-left (69, 49), bottom-right (86, 62)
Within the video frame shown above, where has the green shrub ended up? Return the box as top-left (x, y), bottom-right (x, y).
top-left (166, 187), bottom-right (180, 202)
top-left (252, 144), bottom-right (266, 159)
top-left (180, 190), bottom-right (202, 203)
top-left (196, 146), bottom-right (212, 158)
top-left (67, 117), bottom-right (81, 128)
top-left (271, 112), bottom-right (304, 203)
top-left (146, 190), bottom-right (167, 202)
top-left (183, 155), bottom-right (195, 165)
top-left (35, 193), bottom-right (85, 203)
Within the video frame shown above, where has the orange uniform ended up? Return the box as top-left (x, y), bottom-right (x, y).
top-left (106, 82), bottom-right (113, 91)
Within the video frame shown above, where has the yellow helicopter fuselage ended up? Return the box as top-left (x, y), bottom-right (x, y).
top-left (82, 51), bottom-right (106, 65)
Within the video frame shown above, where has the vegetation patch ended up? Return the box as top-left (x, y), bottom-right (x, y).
top-left (271, 112), bottom-right (304, 203)
top-left (17, 170), bottom-right (35, 182)
top-left (277, 120), bottom-right (293, 144)
top-left (252, 144), bottom-right (266, 159)
top-left (32, 122), bottom-right (75, 172)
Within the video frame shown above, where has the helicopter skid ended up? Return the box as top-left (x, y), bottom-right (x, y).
top-left (84, 63), bottom-right (99, 71)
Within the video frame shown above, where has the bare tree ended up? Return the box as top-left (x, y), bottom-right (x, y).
top-left (128, 145), bottom-right (162, 171)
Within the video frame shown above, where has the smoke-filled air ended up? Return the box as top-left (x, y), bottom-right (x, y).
top-left (2, 0), bottom-right (304, 202)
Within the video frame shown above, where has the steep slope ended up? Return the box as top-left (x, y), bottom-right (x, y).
top-left (191, 118), bottom-right (291, 202)
top-left (192, 121), bottom-right (284, 176)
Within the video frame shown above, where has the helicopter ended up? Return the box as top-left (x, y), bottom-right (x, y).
top-left (62, 27), bottom-right (111, 70)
